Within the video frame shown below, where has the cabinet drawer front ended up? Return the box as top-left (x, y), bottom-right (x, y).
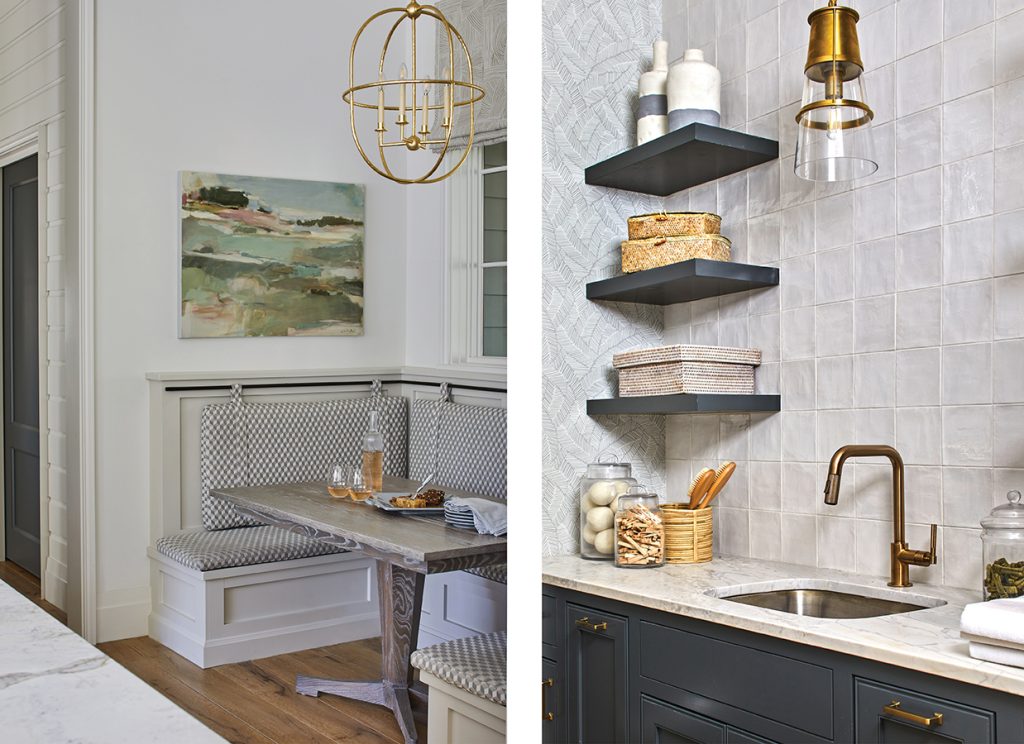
top-left (567, 602), bottom-right (629, 743)
top-left (639, 621), bottom-right (833, 739)
top-left (854, 677), bottom-right (995, 744)
top-left (543, 593), bottom-right (557, 650)
top-left (641, 694), bottom-right (726, 743)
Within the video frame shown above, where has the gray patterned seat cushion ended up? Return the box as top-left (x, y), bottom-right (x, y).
top-left (155, 526), bottom-right (346, 572)
top-left (408, 400), bottom-right (506, 499)
top-left (200, 394), bottom-right (408, 531)
top-left (411, 631), bottom-right (506, 706)
top-left (410, 399), bottom-right (507, 583)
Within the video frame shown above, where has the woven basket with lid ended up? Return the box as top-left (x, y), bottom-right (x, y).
top-left (627, 212), bottom-right (722, 240)
top-left (621, 234), bottom-right (731, 273)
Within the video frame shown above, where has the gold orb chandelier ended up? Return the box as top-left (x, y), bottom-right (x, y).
top-left (343, 1), bottom-right (485, 185)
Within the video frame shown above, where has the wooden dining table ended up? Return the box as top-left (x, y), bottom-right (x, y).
top-left (211, 476), bottom-right (507, 744)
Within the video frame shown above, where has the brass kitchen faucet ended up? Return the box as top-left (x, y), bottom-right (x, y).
top-left (823, 445), bottom-right (938, 588)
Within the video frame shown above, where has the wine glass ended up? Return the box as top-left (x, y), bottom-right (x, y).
top-left (349, 465), bottom-right (373, 502)
top-left (328, 465), bottom-right (350, 499)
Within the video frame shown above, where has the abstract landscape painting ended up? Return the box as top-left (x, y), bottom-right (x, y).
top-left (179, 171), bottom-right (365, 337)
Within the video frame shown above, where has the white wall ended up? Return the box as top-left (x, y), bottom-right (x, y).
top-left (93, 0), bottom-right (421, 639)
top-left (658, 0), bottom-right (1024, 590)
top-left (0, 0), bottom-right (70, 611)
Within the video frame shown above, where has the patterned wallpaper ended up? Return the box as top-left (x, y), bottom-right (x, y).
top-left (542, 0), bottom-right (667, 555)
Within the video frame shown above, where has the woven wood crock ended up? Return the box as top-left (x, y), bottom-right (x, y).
top-left (662, 504), bottom-right (714, 564)
top-left (621, 234), bottom-right (731, 273)
top-left (627, 212), bottom-right (722, 240)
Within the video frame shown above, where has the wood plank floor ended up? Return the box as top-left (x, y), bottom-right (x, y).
top-left (0, 560), bottom-right (66, 624)
top-left (0, 561), bottom-right (425, 744)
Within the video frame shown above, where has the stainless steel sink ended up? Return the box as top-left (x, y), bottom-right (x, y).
top-left (713, 581), bottom-right (946, 619)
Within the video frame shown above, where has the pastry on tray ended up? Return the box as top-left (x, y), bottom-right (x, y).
top-left (389, 489), bottom-right (446, 508)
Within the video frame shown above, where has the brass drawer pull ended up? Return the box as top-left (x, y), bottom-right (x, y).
top-left (542, 677), bottom-right (554, 721)
top-left (883, 700), bottom-right (943, 728)
top-left (575, 616), bottom-right (608, 632)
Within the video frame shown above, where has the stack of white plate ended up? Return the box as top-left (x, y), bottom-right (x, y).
top-left (444, 502), bottom-right (478, 531)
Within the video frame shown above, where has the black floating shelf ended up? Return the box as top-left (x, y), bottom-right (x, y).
top-left (587, 258), bottom-right (779, 306)
top-left (585, 123), bottom-right (779, 196)
top-left (587, 394), bottom-right (781, 416)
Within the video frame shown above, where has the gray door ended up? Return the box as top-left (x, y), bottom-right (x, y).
top-left (2, 155), bottom-right (40, 577)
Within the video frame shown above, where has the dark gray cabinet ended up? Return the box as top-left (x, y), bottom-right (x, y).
top-left (544, 658), bottom-right (561, 743)
top-left (854, 678), bottom-right (994, 743)
top-left (544, 584), bottom-right (1024, 744)
top-left (565, 601), bottom-right (629, 743)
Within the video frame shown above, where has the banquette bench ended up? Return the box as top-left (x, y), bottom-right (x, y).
top-left (147, 384), bottom-right (506, 668)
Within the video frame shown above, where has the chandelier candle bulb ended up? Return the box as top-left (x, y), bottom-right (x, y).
top-left (443, 66), bottom-right (453, 126)
top-left (420, 85), bottom-right (430, 135)
top-left (398, 64), bottom-right (408, 125)
top-left (377, 84), bottom-right (385, 132)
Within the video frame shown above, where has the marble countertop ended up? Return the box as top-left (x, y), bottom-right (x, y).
top-left (543, 554), bottom-right (1024, 698)
top-left (0, 580), bottom-right (223, 743)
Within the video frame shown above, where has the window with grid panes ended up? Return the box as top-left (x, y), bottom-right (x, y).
top-left (481, 142), bottom-right (507, 357)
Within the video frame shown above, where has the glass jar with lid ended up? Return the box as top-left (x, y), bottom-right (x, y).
top-left (580, 458), bottom-right (637, 560)
top-left (981, 490), bottom-right (1024, 601)
top-left (614, 485), bottom-right (664, 569)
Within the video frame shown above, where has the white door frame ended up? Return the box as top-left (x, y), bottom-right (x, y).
top-left (0, 132), bottom-right (51, 593)
top-left (71, 0), bottom-right (98, 642)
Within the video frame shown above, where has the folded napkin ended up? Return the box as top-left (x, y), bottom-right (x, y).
top-left (960, 597), bottom-right (1024, 647)
top-left (969, 641), bottom-right (1024, 669)
top-left (446, 497), bottom-right (507, 536)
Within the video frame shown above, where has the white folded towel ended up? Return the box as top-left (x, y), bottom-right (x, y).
top-left (960, 597), bottom-right (1024, 647)
top-left (446, 497), bottom-right (507, 536)
top-left (969, 641), bottom-right (1024, 669)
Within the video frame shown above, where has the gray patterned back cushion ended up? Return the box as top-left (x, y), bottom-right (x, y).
top-left (200, 395), bottom-right (409, 531)
top-left (408, 399), bottom-right (506, 500)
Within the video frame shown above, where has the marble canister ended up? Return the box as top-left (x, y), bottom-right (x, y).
top-left (637, 40), bottom-right (669, 146)
top-left (667, 49), bottom-right (721, 131)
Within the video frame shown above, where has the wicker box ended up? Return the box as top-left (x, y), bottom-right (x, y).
top-left (620, 234), bottom-right (730, 273)
top-left (613, 345), bottom-right (761, 397)
top-left (627, 212), bottom-right (722, 240)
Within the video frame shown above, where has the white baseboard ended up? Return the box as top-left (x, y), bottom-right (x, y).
top-left (43, 570), bottom-right (67, 612)
top-left (97, 599), bottom-right (151, 643)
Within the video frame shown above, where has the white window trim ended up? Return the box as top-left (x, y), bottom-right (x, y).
top-left (444, 144), bottom-right (507, 369)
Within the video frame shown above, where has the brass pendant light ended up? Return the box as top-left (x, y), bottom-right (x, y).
top-left (794, 0), bottom-right (877, 182)
top-left (342, 1), bottom-right (485, 185)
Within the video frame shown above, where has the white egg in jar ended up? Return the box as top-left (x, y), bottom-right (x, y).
top-left (586, 505), bottom-right (614, 532)
top-left (582, 524), bottom-right (598, 545)
top-left (594, 528), bottom-right (615, 554)
top-left (587, 480), bottom-right (617, 506)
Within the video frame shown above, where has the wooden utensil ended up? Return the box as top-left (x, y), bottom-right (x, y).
top-left (687, 468), bottom-right (716, 509)
top-left (697, 461), bottom-right (736, 510)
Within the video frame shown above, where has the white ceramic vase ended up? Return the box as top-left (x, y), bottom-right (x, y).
top-left (637, 40), bottom-right (669, 146)
top-left (667, 49), bottom-right (721, 131)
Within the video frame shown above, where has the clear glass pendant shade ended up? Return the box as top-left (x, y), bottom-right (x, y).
top-left (794, 72), bottom-right (877, 181)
